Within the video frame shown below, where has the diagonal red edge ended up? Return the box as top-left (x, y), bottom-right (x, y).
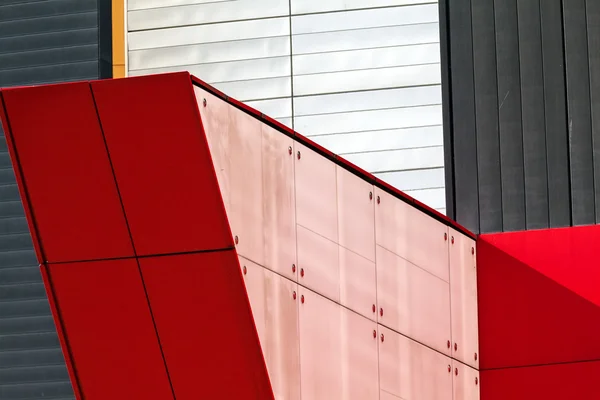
top-left (189, 75), bottom-right (475, 240)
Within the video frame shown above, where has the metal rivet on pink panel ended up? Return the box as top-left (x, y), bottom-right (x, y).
top-left (203, 98), bottom-right (207, 107)
top-left (235, 236), bottom-right (239, 245)
top-left (475, 377), bottom-right (479, 385)
top-left (380, 333), bottom-right (384, 342)
top-left (297, 151), bottom-right (301, 160)
top-left (288, 146), bottom-right (292, 155)
top-left (243, 266), bottom-right (247, 275)
top-left (373, 330), bottom-right (377, 339)
top-left (454, 343), bottom-right (458, 351)
top-left (448, 365), bottom-right (451, 373)
top-left (293, 291), bottom-right (297, 300)
top-left (472, 247), bottom-right (475, 255)
top-left (369, 192), bottom-right (373, 200)
top-left (372, 304), bottom-right (376, 313)
top-left (474, 352), bottom-right (478, 361)
top-left (447, 340), bottom-right (451, 349)
top-left (301, 295), bottom-right (304, 304)
top-left (292, 264), bottom-right (296, 273)
top-left (380, 308), bottom-right (383, 317)
top-left (300, 268), bottom-right (304, 278)
top-left (444, 232), bottom-right (448, 241)
top-left (377, 196), bottom-right (380, 204)
top-left (451, 236), bottom-right (455, 244)
top-left (455, 368), bottom-right (458, 376)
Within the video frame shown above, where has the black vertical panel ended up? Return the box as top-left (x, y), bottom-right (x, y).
top-left (587, 0), bottom-right (600, 223)
top-left (494, 0), bottom-right (526, 231)
top-left (98, 0), bottom-right (112, 79)
top-left (472, 0), bottom-right (502, 232)
top-left (438, 0), bottom-right (456, 221)
top-left (563, 0), bottom-right (595, 225)
top-left (449, 0), bottom-right (480, 233)
top-left (540, 0), bottom-right (571, 227)
top-left (517, 0), bottom-right (549, 229)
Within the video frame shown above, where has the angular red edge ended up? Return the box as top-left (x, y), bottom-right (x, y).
top-left (189, 75), bottom-right (475, 239)
top-left (39, 264), bottom-right (83, 400)
top-left (0, 92), bottom-right (45, 261)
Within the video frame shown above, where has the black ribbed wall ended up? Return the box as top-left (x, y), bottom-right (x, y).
top-left (440, 0), bottom-right (600, 233)
top-left (0, 1), bottom-right (111, 398)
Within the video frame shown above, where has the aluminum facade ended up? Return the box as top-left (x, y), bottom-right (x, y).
top-left (126, 0), bottom-right (446, 213)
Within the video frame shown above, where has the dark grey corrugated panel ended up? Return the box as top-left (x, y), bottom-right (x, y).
top-left (441, 0), bottom-right (600, 233)
top-left (0, 0), bottom-right (112, 398)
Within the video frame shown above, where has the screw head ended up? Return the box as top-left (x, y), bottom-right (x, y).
top-left (377, 196), bottom-right (381, 204)
top-left (380, 333), bottom-right (384, 342)
top-left (448, 365), bottom-right (451, 373)
top-left (300, 268), bottom-right (304, 278)
top-left (474, 352), bottom-right (478, 361)
top-left (288, 146), bottom-right (292, 155)
top-left (475, 377), bottom-right (479, 385)
top-left (301, 295), bottom-right (304, 304)
top-left (372, 304), bottom-right (376, 313)
top-left (472, 247), bottom-right (475, 255)
top-left (297, 151), bottom-right (301, 160)
top-left (203, 98), bottom-right (207, 107)
top-left (455, 368), bottom-right (458, 376)
top-left (293, 291), bottom-right (297, 300)
top-left (444, 232), bottom-right (448, 241)
top-left (373, 330), bottom-right (377, 338)
top-left (234, 236), bottom-right (239, 245)
top-left (454, 343), bottom-right (458, 351)
top-left (369, 191), bottom-right (373, 200)
top-left (380, 308), bottom-right (384, 317)
top-left (447, 340), bottom-right (451, 349)
top-left (292, 264), bottom-right (296, 273)
top-left (451, 236), bottom-right (455, 244)
top-left (242, 265), bottom-right (247, 275)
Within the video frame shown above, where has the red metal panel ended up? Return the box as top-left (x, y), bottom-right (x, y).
top-left (477, 231), bottom-right (600, 369)
top-left (139, 251), bottom-right (274, 400)
top-left (48, 259), bottom-right (173, 399)
top-left (0, 84), bottom-right (133, 263)
top-left (481, 361), bottom-right (600, 400)
top-left (91, 73), bottom-right (232, 256)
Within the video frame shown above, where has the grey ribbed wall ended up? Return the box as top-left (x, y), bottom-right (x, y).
top-left (0, 0), bottom-right (111, 398)
top-left (441, 0), bottom-right (600, 234)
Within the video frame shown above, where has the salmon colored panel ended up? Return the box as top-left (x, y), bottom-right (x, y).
top-left (450, 229), bottom-right (479, 369)
top-left (378, 325), bottom-right (452, 400)
top-left (240, 257), bottom-right (301, 400)
top-left (336, 166), bottom-right (375, 261)
top-left (91, 73), bottom-right (232, 256)
top-left (297, 225), bottom-right (340, 302)
top-left (341, 308), bottom-right (379, 400)
top-left (48, 259), bottom-right (173, 399)
top-left (194, 86), bottom-right (231, 214)
top-left (228, 103), bottom-right (265, 264)
top-left (339, 246), bottom-right (377, 321)
top-left (380, 390), bottom-right (402, 400)
top-left (295, 142), bottom-right (338, 243)
top-left (299, 287), bottom-right (342, 399)
top-left (262, 125), bottom-right (297, 281)
top-left (139, 251), bottom-right (274, 399)
top-left (452, 360), bottom-right (480, 400)
top-left (375, 188), bottom-right (449, 281)
top-left (1, 83), bottom-right (134, 263)
top-left (376, 246), bottom-right (451, 355)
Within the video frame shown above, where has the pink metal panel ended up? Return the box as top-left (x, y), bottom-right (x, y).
top-left (452, 360), bottom-right (480, 400)
top-left (262, 124), bottom-right (297, 281)
top-left (299, 287), bottom-right (343, 399)
top-left (295, 142), bottom-right (338, 243)
top-left (376, 245), bottom-right (451, 355)
top-left (375, 188), bottom-right (450, 282)
top-left (229, 105), bottom-right (265, 265)
top-left (336, 166), bottom-right (376, 262)
top-left (241, 257), bottom-right (301, 400)
top-left (449, 229), bottom-right (479, 369)
top-left (340, 307), bottom-right (379, 400)
top-left (339, 246), bottom-right (377, 321)
top-left (378, 325), bottom-right (453, 400)
top-left (297, 225), bottom-right (340, 302)
top-left (194, 86), bottom-right (231, 213)
top-left (380, 391), bottom-right (402, 400)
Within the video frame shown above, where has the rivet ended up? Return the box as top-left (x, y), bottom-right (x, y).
top-left (447, 340), bottom-right (451, 349)
top-left (380, 308), bottom-right (384, 317)
top-left (243, 266), bottom-right (247, 275)
top-left (444, 232), bottom-right (448, 241)
top-left (301, 295), bottom-right (305, 304)
top-left (373, 330), bottom-right (377, 339)
top-left (293, 291), bottom-right (297, 300)
top-left (300, 268), bottom-right (304, 278)
top-left (451, 236), bottom-right (455, 244)
top-left (369, 191), bottom-right (373, 200)
top-left (288, 146), bottom-right (292, 155)
top-left (380, 333), bottom-right (385, 342)
top-left (475, 377), bottom-right (479, 385)
top-left (292, 264), bottom-right (296, 273)
top-left (234, 236), bottom-right (239, 245)
top-left (203, 98), bottom-right (207, 107)
top-left (472, 247), bottom-right (475, 255)
top-left (372, 304), bottom-right (376, 313)
top-left (454, 343), bottom-right (458, 351)
top-left (455, 368), bottom-right (458, 376)
top-left (297, 151), bottom-right (301, 160)
top-left (448, 365), bottom-right (451, 373)
top-left (377, 196), bottom-right (381, 204)
top-left (474, 352), bottom-right (478, 361)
